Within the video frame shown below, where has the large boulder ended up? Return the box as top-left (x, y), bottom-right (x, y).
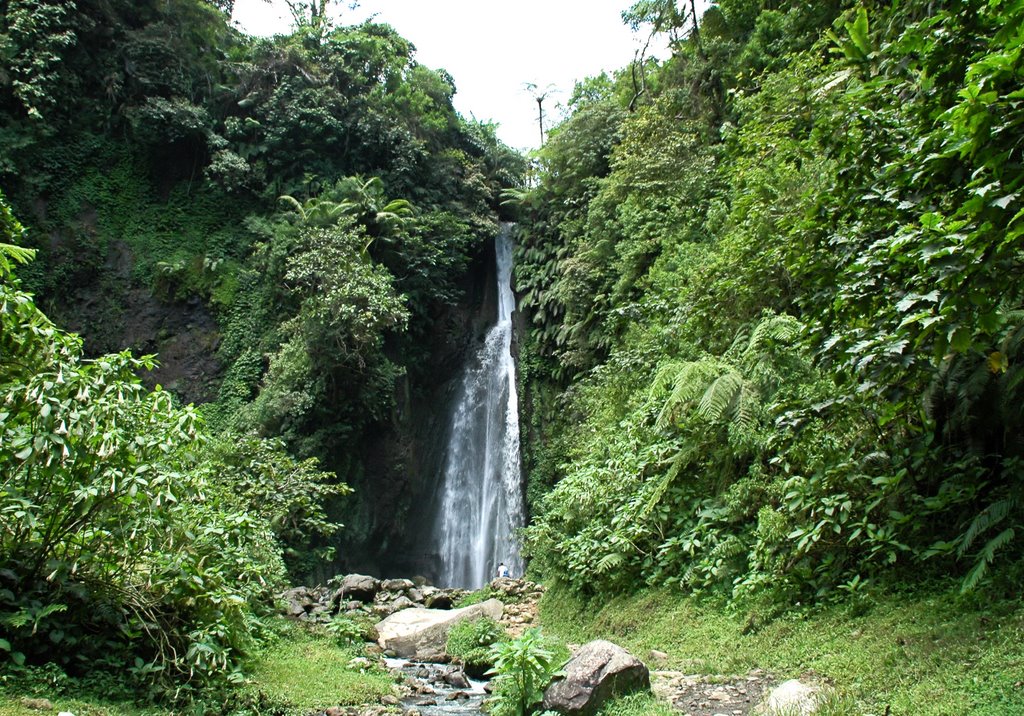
top-left (333, 574), bottom-right (381, 603)
top-left (376, 599), bottom-right (504, 662)
top-left (542, 640), bottom-right (650, 715)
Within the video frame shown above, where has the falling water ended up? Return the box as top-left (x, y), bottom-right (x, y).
top-left (431, 225), bottom-right (525, 589)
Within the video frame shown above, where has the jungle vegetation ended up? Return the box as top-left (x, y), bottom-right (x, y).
top-left (2, 0), bottom-right (1023, 710)
top-left (1, 0), bottom-right (522, 697)
top-left (515, 0), bottom-right (1024, 606)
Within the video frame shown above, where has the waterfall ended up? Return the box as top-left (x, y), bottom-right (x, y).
top-left (431, 225), bottom-right (525, 589)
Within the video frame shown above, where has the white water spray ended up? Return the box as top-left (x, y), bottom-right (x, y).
top-left (431, 225), bottom-right (525, 588)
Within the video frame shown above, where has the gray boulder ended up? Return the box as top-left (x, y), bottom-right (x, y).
top-left (425, 592), bottom-right (454, 609)
top-left (374, 595), bottom-right (418, 618)
top-left (334, 574), bottom-right (380, 603)
top-left (542, 640), bottom-right (650, 715)
top-left (280, 587), bottom-right (313, 617)
top-left (443, 667), bottom-right (471, 689)
top-left (382, 578), bottom-right (415, 592)
top-left (376, 598), bottom-right (504, 661)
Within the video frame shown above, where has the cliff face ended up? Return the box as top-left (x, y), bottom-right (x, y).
top-left (47, 239), bottom-right (222, 406)
top-left (349, 238), bottom-right (499, 579)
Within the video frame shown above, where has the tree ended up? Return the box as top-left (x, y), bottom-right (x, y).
top-left (285, 0), bottom-right (358, 43)
top-left (0, 192), bottom-right (285, 679)
top-left (0, 0), bottom-right (78, 119)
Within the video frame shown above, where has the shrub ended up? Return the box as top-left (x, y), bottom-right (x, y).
top-left (325, 613), bottom-right (376, 646)
top-left (446, 617), bottom-right (506, 678)
top-left (485, 628), bottom-right (563, 716)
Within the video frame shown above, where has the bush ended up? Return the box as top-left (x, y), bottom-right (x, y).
top-left (446, 617), bottom-right (506, 678)
top-left (485, 628), bottom-right (563, 716)
top-left (0, 194), bottom-right (286, 688)
top-left (325, 613), bottom-right (377, 646)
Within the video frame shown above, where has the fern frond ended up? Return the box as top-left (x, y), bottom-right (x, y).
top-left (726, 326), bottom-right (751, 358)
top-left (654, 360), bottom-right (720, 430)
top-left (734, 383), bottom-right (761, 432)
top-left (595, 552), bottom-right (625, 573)
top-left (961, 527), bottom-right (1015, 593)
top-left (959, 494), bottom-right (1019, 556)
top-left (651, 360), bottom-right (685, 395)
top-left (278, 194), bottom-right (306, 220)
top-left (641, 448), bottom-right (692, 516)
top-left (744, 313), bottom-right (802, 361)
top-left (698, 370), bottom-right (744, 423)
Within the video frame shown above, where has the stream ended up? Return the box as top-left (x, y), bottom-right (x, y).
top-left (386, 658), bottom-right (487, 715)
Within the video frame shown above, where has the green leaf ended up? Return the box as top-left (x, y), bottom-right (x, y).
top-left (847, 6), bottom-right (871, 59)
top-left (949, 326), bottom-right (972, 353)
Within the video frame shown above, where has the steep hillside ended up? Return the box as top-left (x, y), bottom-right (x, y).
top-left (515, 0), bottom-right (1024, 600)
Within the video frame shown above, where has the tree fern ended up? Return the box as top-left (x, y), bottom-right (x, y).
top-left (961, 527), bottom-right (1016, 593)
top-left (653, 359), bottom-right (723, 430)
top-left (697, 370), bottom-right (747, 424)
top-left (742, 313), bottom-right (802, 362)
top-left (652, 314), bottom-right (802, 433)
top-left (958, 483), bottom-right (1021, 592)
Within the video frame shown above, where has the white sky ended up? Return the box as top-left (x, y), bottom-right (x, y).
top-left (231, 1), bottom-right (705, 152)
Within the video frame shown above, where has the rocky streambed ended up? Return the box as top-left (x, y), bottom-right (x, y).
top-left (284, 576), bottom-right (829, 716)
top-left (386, 658), bottom-right (488, 715)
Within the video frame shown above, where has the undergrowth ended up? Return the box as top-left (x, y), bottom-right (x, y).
top-left (243, 621), bottom-right (394, 714)
top-left (0, 619), bottom-right (394, 716)
top-left (540, 579), bottom-right (1024, 715)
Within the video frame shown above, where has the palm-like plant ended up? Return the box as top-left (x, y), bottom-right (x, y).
top-left (652, 312), bottom-right (803, 433)
top-left (486, 628), bottom-right (560, 716)
top-left (278, 175), bottom-right (416, 260)
top-left (329, 175), bottom-right (415, 238)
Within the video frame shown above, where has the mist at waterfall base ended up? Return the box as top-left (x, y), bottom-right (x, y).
top-left (420, 226), bottom-right (526, 590)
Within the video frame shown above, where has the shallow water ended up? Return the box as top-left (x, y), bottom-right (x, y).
top-left (385, 658), bottom-right (487, 715)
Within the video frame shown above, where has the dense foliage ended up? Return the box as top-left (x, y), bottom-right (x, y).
top-left (0, 0), bottom-right (525, 570)
top-left (0, 0), bottom-right (522, 697)
top-left (517, 0), bottom-right (1024, 601)
top-left (0, 192), bottom-right (344, 688)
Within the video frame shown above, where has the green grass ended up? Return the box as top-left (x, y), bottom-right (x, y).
top-left (0, 620), bottom-right (396, 716)
top-left (540, 581), bottom-right (1024, 715)
top-left (0, 693), bottom-right (166, 716)
top-left (592, 691), bottom-right (678, 715)
top-left (245, 622), bottom-right (395, 712)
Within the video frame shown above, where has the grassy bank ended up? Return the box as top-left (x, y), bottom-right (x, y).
top-left (0, 619), bottom-right (395, 716)
top-left (540, 581), bottom-right (1024, 715)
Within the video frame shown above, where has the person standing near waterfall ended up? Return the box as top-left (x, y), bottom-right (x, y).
top-left (497, 562), bottom-right (510, 579)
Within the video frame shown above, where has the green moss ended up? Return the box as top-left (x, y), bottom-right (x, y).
top-left (454, 587), bottom-right (493, 608)
top-left (245, 625), bottom-right (394, 712)
top-left (540, 582), bottom-right (1024, 715)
